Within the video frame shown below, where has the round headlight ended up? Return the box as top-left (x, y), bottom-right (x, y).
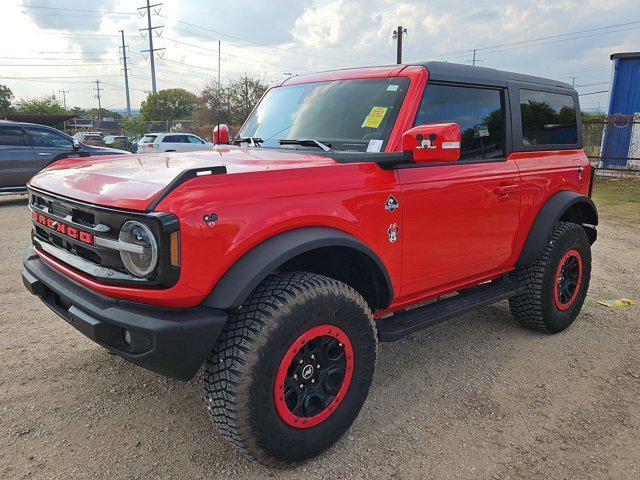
top-left (119, 221), bottom-right (158, 278)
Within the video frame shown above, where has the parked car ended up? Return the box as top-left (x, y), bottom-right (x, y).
top-left (136, 132), bottom-right (213, 153)
top-left (72, 131), bottom-right (106, 147)
top-left (22, 62), bottom-right (597, 466)
top-left (0, 121), bottom-right (127, 194)
top-left (104, 135), bottom-right (129, 149)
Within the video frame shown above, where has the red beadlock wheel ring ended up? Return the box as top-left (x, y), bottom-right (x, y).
top-left (553, 249), bottom-right (583, 311)
top-left (274, 324), bottom-right (354, 429)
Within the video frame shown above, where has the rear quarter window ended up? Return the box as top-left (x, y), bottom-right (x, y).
top-left (141, 135), bottom-right (158, 143)
top-left (0, 127), bottom-right (26, 146)
top-left (519, 89), bottom-right (578, 146)
top-left (163, 135), bottom-right (185, 143)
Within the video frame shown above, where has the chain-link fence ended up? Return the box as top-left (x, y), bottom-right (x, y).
top-left (583, 114), bottom-right (640, 174)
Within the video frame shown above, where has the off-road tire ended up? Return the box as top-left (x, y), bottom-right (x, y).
top-left (509, 222), bottom-right (591, 333)
top-left (203, 272), bottom-right (377, 467)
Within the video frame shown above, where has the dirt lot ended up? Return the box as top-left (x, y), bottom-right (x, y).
top-left (1, 179), bottom-right (638, 480)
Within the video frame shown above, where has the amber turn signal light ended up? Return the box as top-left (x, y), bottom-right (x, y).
top-left (170, 231), bottom-right (180, 267)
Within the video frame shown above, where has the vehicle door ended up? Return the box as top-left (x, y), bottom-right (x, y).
top-left (185, 134), bottom-right (207, 151)
top-left (161, 134), bottom-right (183, 152)
top-left (0, 125), bottom-right (36, 189)
top-left (398, 83), bottom-right (521, 297)
top-left (23, 126), bottom-right (80, 171)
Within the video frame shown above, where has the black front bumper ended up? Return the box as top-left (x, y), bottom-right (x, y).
top-left (22, 247), bottom-right (227, 380)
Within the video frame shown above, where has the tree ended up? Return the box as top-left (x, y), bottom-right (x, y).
top-left (70, 106), bottom-right (86, 117)
top-left (140, 88), bottom-right (197, 121)
top-left (84, 108), bottom-right (122, 119)
top-left (0, 84), bottom-right (13, 116)
top-left (15, 95), bottom-right (69, 115)
top-left (121, 116), bottom-right (149, 139)
top-left (196, 75), bottom-right (269, 131)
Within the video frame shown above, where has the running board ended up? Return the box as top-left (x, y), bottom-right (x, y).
top-left (377, 279), bottom-right (525, 342)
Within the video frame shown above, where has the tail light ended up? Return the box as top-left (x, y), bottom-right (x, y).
top-left (588, 165), bottom-right (596, 197)
top-left (147, 143), bottom-right (155, 148)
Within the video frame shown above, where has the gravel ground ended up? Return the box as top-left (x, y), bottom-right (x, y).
top-left (0, 192), bottom-right (638, 480)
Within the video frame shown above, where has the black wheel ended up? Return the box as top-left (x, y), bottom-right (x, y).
top-left (204, 272), bottom-right (377, 467)
top-left (509, 222), bottom-right (591, 333)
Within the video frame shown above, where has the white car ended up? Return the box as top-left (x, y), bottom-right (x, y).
top-left (136, 132), bottom-right (213, 153)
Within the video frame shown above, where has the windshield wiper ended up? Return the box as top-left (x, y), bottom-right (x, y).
top-left (236, 136), bottom-right (263, 147)
top-left (278, 138), bottom-right (332, 152)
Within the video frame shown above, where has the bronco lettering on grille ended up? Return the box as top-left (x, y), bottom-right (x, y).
top-left (32, 211), bottom-right (94, 244)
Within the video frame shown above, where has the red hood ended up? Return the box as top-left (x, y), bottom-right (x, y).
top-left (29, 147), bottom-right (337, 211)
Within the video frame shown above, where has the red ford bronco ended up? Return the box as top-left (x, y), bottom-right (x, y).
top-left (22, 62), bottom-right (597, 466)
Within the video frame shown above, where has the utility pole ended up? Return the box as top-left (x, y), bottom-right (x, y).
top-left (244, 74), bottom-right (249, 119)
top-left (94, 80), bottom-right (102, 119)
top-left (571, 76), bottom-right (577, 87)
top-left (138, 0), bottom-right (164, 93)
top-left (216, 40), bottom-right (220, 142)
top-left (393, 26), bottom-right (407, 64)
top-left (120, 30), bottom-right (132, 116)
top-left (58, 89), bottom-right (69, 110)
top-left (59, 89), bottom-right (69, 132)
top-left (472, 49), bottom-right (477, 66)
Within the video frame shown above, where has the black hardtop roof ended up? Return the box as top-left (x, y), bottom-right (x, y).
top-left (415, 61), bottom-right (574, 90)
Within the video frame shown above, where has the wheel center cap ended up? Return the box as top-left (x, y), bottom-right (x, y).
top-left (301, 364), bottom-right (314, 380)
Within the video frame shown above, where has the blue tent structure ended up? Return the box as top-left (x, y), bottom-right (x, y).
top-left (602, 52), bottom-right (640, 167)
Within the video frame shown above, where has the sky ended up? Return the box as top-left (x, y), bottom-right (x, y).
top-left (0, 0), bottom-right (638, 114)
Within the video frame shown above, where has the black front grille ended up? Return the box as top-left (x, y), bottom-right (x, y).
top-left (28, 187), bottom-right (180, 288)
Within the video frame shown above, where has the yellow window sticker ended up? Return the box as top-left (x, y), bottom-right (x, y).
top-left (362, 106), bottom-right (388, 129)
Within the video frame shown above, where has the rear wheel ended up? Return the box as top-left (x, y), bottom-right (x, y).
top-left (509, 222), bottom-right (591, 333)
top-left (204, 272), bottom-right (377, 467)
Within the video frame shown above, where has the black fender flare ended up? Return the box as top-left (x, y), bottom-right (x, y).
top-left (515, 190), bottom-right (598, 268)
top-left (202, 227), bottom-right (393, 310)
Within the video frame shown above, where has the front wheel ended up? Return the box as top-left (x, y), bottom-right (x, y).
top-left (509, 222), bottom-right (592, 333)
top-left (204, 272), bottom-right (377, 467)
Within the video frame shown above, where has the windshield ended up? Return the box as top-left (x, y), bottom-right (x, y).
top-left (239, 77), bottom-right (410, 152)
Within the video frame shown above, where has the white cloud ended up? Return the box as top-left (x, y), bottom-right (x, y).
top-left (0, 0), bottom-right (637, 111)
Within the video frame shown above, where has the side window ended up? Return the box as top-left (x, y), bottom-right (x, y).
top-left (519, 89), bottom-right (577, 146)
top-left (187, 135), bottom-right (204, 144)
top-left (0, 127), bottom-right (27, 146)
top-left (26, 127), bottom-right (73, 148)
top-left (414, 84), bottom-right (504, 160)
top-left (163, 135), bottom-right (178, 143)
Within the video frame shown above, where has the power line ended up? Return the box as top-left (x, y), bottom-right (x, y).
top-left (408, 19), bottom-right (640, 63)
top-left (0, 56), bottom-right (112, 60)
top-left (162, 37), bottom-right (312, 72)
top-left (475, 19), bottom-right (640, 52)
top-left (0, 63), bottom-right (123, 67)
top-left (470, 25), bottom-right (640, 56)
top-left (162, 15), bottom-right (360, 66)
top-left (18, 4), bottom-right (135, 15)
top-left (34, 31), bottom-right (120, 38)
top-left (574, 82), bottom-right (610, 88)
top-left (579, 90), bottom-right (609, 96)
top-left (0, 75), bottom-right (122, 79)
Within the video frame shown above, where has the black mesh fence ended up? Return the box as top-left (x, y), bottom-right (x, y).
top-left (583, 114), bottom-right (640, 173)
